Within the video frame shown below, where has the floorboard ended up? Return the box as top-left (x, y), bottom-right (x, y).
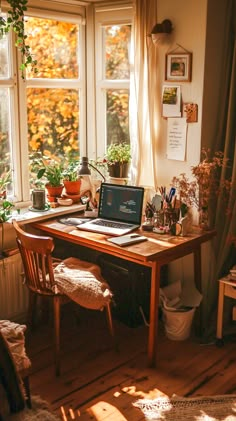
top-left (26, 304), bottom-right (236, 420)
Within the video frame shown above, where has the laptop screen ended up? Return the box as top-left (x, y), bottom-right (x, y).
top-left (98, 183), bottom-right (144, 225)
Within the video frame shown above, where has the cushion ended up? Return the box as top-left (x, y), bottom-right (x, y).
top-left (0, 320), bottom-right (31, 371)
top-left (53, 257), bottom-right (113, 310)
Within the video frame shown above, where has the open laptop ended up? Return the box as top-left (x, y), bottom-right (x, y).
top-left (77, 183), bottom-right (144, 236)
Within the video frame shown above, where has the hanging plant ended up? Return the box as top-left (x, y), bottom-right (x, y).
top-left (0, 0), bottom-right (37, 78)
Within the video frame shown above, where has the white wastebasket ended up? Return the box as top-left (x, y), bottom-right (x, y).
top-left (162, 307), bottom-right (196, 341)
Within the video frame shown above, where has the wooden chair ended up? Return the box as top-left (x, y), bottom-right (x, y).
top-left (216, 274), bottom-right (236, 344)
top-left (13, 219), bottom-right (114, 376)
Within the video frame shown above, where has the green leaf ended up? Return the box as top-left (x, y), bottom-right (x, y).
top-left (37, 168), bottom-right (46, 179)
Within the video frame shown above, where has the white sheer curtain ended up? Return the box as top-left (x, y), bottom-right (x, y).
top-left (130, 0), bottom-right (161, 189)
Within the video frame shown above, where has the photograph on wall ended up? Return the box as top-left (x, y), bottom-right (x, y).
top-left (165, 53), bottom-right (192, 82)
top-left (162, 85), bottom-right (181, 117)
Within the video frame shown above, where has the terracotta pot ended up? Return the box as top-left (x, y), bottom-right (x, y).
top-left (45, 184), bottom-right (64, 198)
top-left (63, 180), bottom-right (81, 195)
top-left (108, 162), bottom-right (130, 178)
top-left (0, 191), bottom-right (6, 200)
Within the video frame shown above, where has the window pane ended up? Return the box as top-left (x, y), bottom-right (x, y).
top-left (0, 88), bottom-right (13, 194)
top-left (27, 87), bottom-right (79, 186)
top-left (25, 17), bottom-right (79, 79)
top-left (104, 25), bottom-right (131, 79)
top-left (0, 31), bottom-right (10, 78)
top-left (106, 89), bottom-right (129, 145)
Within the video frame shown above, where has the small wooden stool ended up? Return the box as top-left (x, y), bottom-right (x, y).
top-left (216, 275), bottom-right (236, 344)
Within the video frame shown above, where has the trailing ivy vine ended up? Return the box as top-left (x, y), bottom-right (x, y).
top-left (0, 0), bottom-right (37, 78)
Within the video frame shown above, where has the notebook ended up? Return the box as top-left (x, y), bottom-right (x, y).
top-left (107, 233), bottom-right (148, 247)
top-left (77, 183), bottom-right (144, 236)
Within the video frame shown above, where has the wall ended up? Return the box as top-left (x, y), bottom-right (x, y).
top-left (155, 0), bottom-right (230, 287)
top-left (154, 0), bottom-right (207, 284)
top-left (155, 0), bottom-right (207, 188)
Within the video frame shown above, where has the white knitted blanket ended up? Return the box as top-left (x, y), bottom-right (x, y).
top-left (53, 257), bottom-right (113, 310)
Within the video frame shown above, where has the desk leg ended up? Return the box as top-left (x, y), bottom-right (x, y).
top-left (148, 261), bottom-right (160, 367)
top-left (194, 246), bottom-right (202, 336)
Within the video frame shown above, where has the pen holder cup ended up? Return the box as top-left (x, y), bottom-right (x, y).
top-left (164, 209), bottom-right (179, 227)
top-left (154, 208), bottom-right (179, 228)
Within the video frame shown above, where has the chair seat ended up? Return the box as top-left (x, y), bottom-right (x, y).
top-left (53, 257), bottom-right (113, 310)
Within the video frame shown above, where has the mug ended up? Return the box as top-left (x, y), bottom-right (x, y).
top-left (32, 189), bottom-right (46, 210)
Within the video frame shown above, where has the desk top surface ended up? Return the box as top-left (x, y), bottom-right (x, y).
top-left (31, 215), bottom-right (216, 266)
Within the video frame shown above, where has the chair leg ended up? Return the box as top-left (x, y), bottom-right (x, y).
top-left (105, 302), bottom-right (120, 352)
top-left (27, 291), bottom-right (37, 330)
top-left (105, 303), bottom-right (114, 338)
top-left (216, 281), bottom-right (225, 340)
top-left (53, 296), bottom-right (61, 376)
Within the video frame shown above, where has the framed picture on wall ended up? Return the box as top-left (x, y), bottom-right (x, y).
top-left (165, 52), bottom-right (192, 82)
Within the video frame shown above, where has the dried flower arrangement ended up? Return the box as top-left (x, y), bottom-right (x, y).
top-left (172, 149), bottom-right (231, 212)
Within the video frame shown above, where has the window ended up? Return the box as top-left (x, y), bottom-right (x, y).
top-left (94, 5), bottom-right (133, 159)
top-left (0, 22), bottom-right (17, 196)
top-left (25, 14), bottom-right (84, 193)
top-left (0, 2), bottom-right (133, 205)
top-left (0, 5), bottom-right (85, 204)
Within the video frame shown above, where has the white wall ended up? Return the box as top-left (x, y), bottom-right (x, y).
top-left (155, 0), bottom-right (207, 188)
top-left (157, 0), bottom-right (230, 287)
top-left (153, 0), bottom-right (207, 284)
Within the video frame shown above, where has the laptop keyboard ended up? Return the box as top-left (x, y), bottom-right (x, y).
top-left (91, 220), bottom-right (133, 229)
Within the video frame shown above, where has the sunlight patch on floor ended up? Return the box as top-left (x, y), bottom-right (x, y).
top-left (59, 386), bottom-right (167, 419)
top-left (122, 385), bottom-right (167, 400)
top-left (87, 401), bottom-right (128, 420)
top-left (61, 406), bottom-right (81, 420)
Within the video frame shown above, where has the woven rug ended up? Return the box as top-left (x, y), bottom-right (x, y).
top-left (133, 394), bottom-right (236, 420)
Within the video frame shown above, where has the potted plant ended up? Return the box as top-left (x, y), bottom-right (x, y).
top-left (105, 142), bottom-right (131, 179)
top-left (0, 199), bottom-right (14, 259)
top-left (0, 168), bottom-right (11, 200)
top-left (0, 0), bottom-right (37, 78)
top-left (37, 159), bottom-right (64, 201)
top-left (62, 160), bottom-right (81, 195)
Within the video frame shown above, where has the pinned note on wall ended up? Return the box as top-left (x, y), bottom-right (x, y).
top-left (182, 103), bottom-right (198, 122)
top-left (166, 117), bottom-right (187, 161)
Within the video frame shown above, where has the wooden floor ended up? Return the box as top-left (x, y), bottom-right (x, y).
top-left (27, 303), bottom-right (236, 420)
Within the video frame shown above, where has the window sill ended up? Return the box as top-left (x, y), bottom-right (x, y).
top-left (9, 203), bottom-right (86, 225)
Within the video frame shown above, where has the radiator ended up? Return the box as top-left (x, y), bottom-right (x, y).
top-left (0, 253), bottom-right (29, 322)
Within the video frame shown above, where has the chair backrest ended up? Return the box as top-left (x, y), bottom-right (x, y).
top-left (13, 220), bottom-right (56, 296)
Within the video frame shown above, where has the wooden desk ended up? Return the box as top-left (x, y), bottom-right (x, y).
top-left (30, 218), bottom-right (216, 367)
